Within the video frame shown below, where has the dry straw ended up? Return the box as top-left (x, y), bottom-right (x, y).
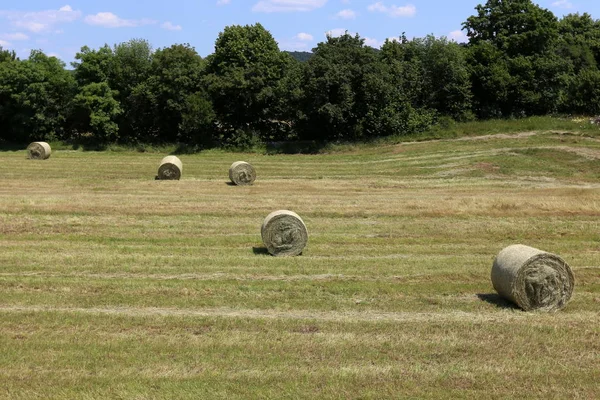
top-left (491, 244), bottom-right (574, 311)
top-left (261, 210), bottom-right (308, 257)
top-left (27, 142), bottom-right (51, 160)
top-left (157, 156), bottom-right (182, 180)
top-left (229, 161), bottom-right (256, 185)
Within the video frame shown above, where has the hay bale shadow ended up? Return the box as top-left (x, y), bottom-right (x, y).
top-left (477, 293), bottom-right (519, 310)
top-left (252, 247), bottom-right (270, 255)
top-left (225, 182), bottom-right (236, 186)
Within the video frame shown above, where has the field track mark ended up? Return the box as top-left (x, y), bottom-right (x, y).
top-left (1, 305), bottom-right (598, 324)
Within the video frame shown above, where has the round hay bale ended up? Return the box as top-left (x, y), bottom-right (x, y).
top-left (261, 210), bottom-right (308, 257)
top-left (229, 161), bottom-right (256, 185)
top-left (157, 156), bottom-right (182, 180)
top-left (491, 244), bottom-right (574, 311)
top-left (27, 142), bottom-right (51, 160)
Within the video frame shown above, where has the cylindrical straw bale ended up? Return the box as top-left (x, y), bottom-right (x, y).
top-left (491, 244), bottom-right (574, 311)
top-left (229, 161), bottom-right (256, 186)
top-left (27, 142), bottom-right (51, 160)
top-left (261, 210), bottom-right (308, 257)
top-left (157, 156), bottom-right (182, 180)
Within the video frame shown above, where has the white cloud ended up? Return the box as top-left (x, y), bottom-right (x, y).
top-left (253, 0), bottom-right (328, 12)
top-left (0, 39), bottom-right (10, 47)
top-left (367, 2), bottom-right (416, 17)
top-left (84, 12), bottom-right (156, 28)
top-left (335, 9), bottom-right (357, 19)
top-left (551, 0), bottom-right (573, 8)
top-left (162, 21), bottom-right (182, 31)
top-left (448, 30), bottom-right (467, 43)
top-left (0, 32), bottom-right (29, 41)
top-left (326, 28), bottom-right (348, 37)
top-left (364, 37), bottom-right (384, 48)
top-left (217, 0), bottom-right (231, 5)
top-left (279, 32), bottom-right (315, 51)
top-left (0, 5), bottom-right (81, 33)
top-left (368, 2), bottom-right (387, 12)
top-left (295, 32), bottom-right (314, 41)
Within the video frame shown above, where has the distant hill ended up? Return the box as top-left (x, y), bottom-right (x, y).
top-left (285, 51), bottom-right (313, 62)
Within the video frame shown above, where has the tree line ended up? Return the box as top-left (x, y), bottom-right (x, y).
top-left (1, 0), bottom-right (600, 148)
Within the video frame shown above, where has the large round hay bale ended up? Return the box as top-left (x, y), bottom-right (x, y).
top-left (229, 161), bottom-right (256, 185)
top-left (27, 142), bottom-right (51, 160)
top-left (261, 210), bottom-right (308, 257)
top-left (491, 244), bottom-right (574, 311)
top-left (157, 156), bottom-right (182, 180)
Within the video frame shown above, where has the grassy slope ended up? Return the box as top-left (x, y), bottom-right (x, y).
top-left (1, 127), bottom-right (600, 399)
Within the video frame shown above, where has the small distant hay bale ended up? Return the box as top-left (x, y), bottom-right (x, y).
top-left (27, 142), bottom-right (51, 160)
top-left (261, 210), bottom-right (308, 257)
top-left (157, 155), bottom-right (182, 180)
top-left (229, 161), bottom-right (256, 185)
top-left (491, 244), bottom-right (574, 311)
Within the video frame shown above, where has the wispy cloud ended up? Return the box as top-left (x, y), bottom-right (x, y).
top-left (253, 0), bottom-right (328, 13)
top-left (0, 4), bottom-right (81, 33)
top-left (448, 30), bottom-right (467, 43)
top-left (162, 21), bottom-right (182, 31)
top-left (0, 32), bottom-right (29, 41)
top-left (217, 0), bottom-right (231, 5)
top-left (364, 37), bottom-right (384, 48)
top-left (551, 0), bottom-right (573, 9)
top-left (326, 28), bottom-right (348, 38)
top-left (367, 2), bottom-right (416, 17)
top-left (278, 32), bottom-right (315, 51)
top-left (335, 9), bottom-right (357, 19)
top-left (84, 12), bottom-right (156, 28)
top-left (295, 32), bottom-right (314, 41)
top-left (0, 39), bottom-right (11, 47)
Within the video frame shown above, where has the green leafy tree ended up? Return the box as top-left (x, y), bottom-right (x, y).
top-left (71, 82), bottom-right (122, 143)
top-left (382, 35), bottom-right (473, 121)
top-left (464, 0), bottom-right (559, 57)
top-left (299, 33), bottom-right (434, 141)
top-left (0, 47), bottom-right (18, 63)
top-left (563, 68), bottom-right (600, 115)
top-left (463, 0), bottom-right (568, 117)
top-left (204, 23), bottom-right (290, 145)
top-left (179, 91), bottom-right (216, 146)
top-left (142, 44), bottom-right (211, 143)
top-left (71, 39), bottom-right (153, 142)
top-left (111, 39), bottom-right (154, 142)
top-left (72, 45), bottom-right (115, 86)
top-left (268, 53), bottom-right (304, 141)
top-left (557, 13), bottom-right (600, 72)
top-left (556, 13), bottom-right (600, 114)
top-left (0, 51), bottom-right (76, 143)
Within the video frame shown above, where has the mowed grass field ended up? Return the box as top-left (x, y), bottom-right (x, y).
top-left (1, 130), bottom-right (599, 399)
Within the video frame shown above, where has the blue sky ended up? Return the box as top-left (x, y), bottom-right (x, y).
top-left (1, 0), bottom-right (598, 64)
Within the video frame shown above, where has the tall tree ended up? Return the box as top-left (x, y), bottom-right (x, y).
top-left (72, 45), bottom-right (114, 87)
top-left (463, 0), bottom-right (568, 117)
top-left (0, 47), bottom-right (18, 63)
top-left (382, 35), bottom-right (473, 121)
top-left (71, 82), bottom-right (122, 143)
top-left (0, 51), bottom-right (76, 143)
top-left (299, 33), bottom-right (433, 141)
top-left (204, 23), bottom-right (290, 145)
top-left (141, 43), bottom-right (212, 143)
